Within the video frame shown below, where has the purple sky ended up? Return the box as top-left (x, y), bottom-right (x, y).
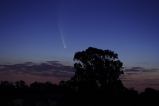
top-left (0, 0), bottom-right (159, 68)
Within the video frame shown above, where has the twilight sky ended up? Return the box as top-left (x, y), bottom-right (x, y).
top-left (0, 0), bottom-right (159, 68)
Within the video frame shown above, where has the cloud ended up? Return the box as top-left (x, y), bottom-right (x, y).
top-left (1, 63), bottom-right (159, 91)
top-left (0, 61), bottom-right (75, 84)
top-left (122, 67), bottom-right (159, 92)
top-left (125, 67), bottom-right (159, 73)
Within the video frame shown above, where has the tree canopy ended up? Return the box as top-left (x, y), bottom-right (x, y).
top-left (71, 47), bottom-right (123, 89)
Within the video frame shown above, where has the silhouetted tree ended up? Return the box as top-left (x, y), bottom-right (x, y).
top-left (71, 47), bottom-right (123, 90)
top-left (0, 81), bottom-right (15, 89)
top-left (58, 47), bottom-right (126, 105)
top-left (15, 80), bottom-right (28, 89)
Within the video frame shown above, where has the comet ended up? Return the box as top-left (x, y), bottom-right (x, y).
top-left (57, 1), bottom-right (67, 49)
top-left (60, 33), bottom-right (67, 49)
top-left (58, 23), bottom-right (67, 49)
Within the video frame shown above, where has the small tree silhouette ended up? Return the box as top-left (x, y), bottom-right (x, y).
top-left (15, 80), bottom-right (27, 89)
top-left (71, 47), bottom-right (124, 90)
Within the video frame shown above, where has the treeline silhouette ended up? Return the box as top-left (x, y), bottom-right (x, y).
top-left (0, 47), bottom-right (159, 106)
top-left (0, 80), bottom-right (159, 106)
